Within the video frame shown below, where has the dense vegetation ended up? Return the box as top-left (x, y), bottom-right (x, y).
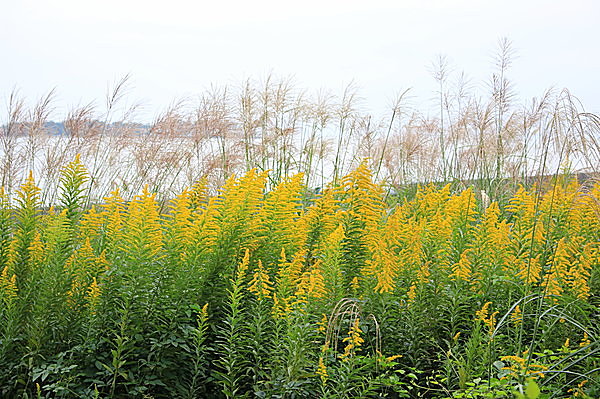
top-left (0, 155), bottom-right (598, 398)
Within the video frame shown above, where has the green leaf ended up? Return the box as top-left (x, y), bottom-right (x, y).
top-left (525, 379), bottom-right (540, 399)
top-left (99, 362), bottom-right (113, 373)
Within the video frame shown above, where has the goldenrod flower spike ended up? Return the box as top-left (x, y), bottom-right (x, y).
top-left (248, 259), bottom-right (273, 300)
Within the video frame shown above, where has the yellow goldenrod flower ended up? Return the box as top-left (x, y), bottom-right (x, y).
top-left (514, 255), bottom-right (542, 285)
top-left (236, 248), bottom-right (250, 280)
top-left (570, 243), bottom-right (593, 301)
top-left (369, 237), bottom-right (399, 294)
top-left (341, 318), bottom-right (364, 360)
top-left (316, 356), bottom-right (328, 383)
top-left (475, 302), bottom-right (497, 336)
top-left (317, 314), bottom-right (328, 335)
top-left (560, 338), bottom-right (571, 353)
top-left (510, 305), bottom-right (523, 326)
top-left (544, 238), bottom-right (571, 301)
top-left (452, 332), bottom-right (461, 342)
top-left (350, 276), bottom-right (359, 292)
top-left (295, 260), bottom-right (326, 301)
top-left (198, 303), bottom-right (209, 325)
top-left (248, 259), bottom-right (273, 300)
top-left (271, 293), bottom-right (283, 319)
top-left (500, 354), bottom-right (548, 380)
top-left (568, 379), bottom-right (588, 397)
top-left (476, 302), bottom-right (492, 322)
top-left (16, 171), bottom-right (42, 211)
top-left (450, 249), bottom-right (472, 282)
top-left (487, 311), bottom-right (499, 336)
top-left (0, 266), bottom-right (18, 306)
top-left (168, 188), bottom-right (194, 246)
top-left (102, 189), bottom-right (126, 250)
top-left (28, 232), bottom-right (45, 267)
top-left (385, 354), bottom-right (403, 362)
top-left (79, 206), bottom-right (104, 240)
top-left (121, 185), bottom-right (164, 260)
top-left (85, 277), bottom-right (101, 314)
top-left (276, 247), bottom-right (305, 304)
top-left (580, 333), bottom-right (591, 347)
top-left (261, 173), bottom-right (306, 251)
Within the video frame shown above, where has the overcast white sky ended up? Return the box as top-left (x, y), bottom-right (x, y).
top-left (2, 0), bottom-right (599, 122)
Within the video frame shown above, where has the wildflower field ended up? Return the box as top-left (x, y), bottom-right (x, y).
top-left (0, 155), bottom-right (598, 398)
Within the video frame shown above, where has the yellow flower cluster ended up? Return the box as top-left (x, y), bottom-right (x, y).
top-left (510, 305), bottom-right (523, 326)
top-left (316, 355), bottom-right (328, 383)
top-left (249, 260), bottom-right (273, 301)
top-left (476, 302), bottom-right (499, 336)
top-left (340, 318), bottom-right (364, 360)
top-left (500, 354), bottom-right (549, 379)
top-left (0, 266), bottom-right (18, 307)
